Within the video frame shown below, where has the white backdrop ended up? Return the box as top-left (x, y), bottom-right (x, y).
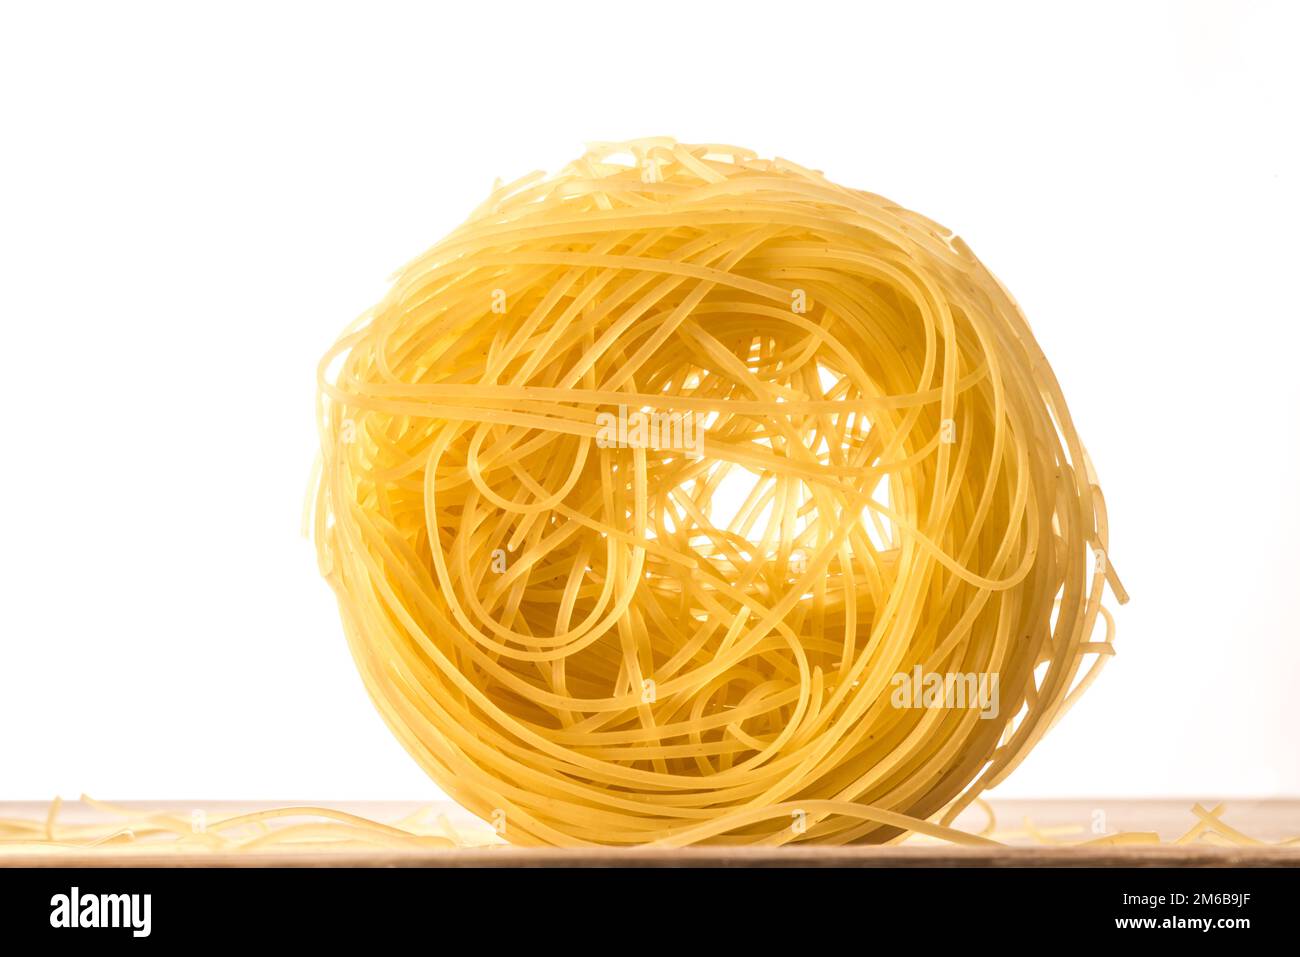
top-left (1, 1), bottom-right (1296, 801)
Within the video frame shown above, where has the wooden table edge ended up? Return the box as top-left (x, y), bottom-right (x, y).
top-left (6, 845), bottom-right (1300, 868)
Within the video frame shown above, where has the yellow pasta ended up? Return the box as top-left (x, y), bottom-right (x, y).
top-left (4, 798), bottom-right (1297, 857)
top-left (309, 137), bottom-right (1129, 847)
top-left (0, 796), bottom-right (498, 855)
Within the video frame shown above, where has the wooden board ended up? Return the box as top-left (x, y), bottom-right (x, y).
top-left (3, 799), bottom-right (1298, 867)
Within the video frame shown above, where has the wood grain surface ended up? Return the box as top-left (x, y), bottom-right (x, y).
top-left (3, 798), bottom-right (1298, 867)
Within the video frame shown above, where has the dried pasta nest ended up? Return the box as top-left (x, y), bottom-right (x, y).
top-left (312, 138), bottom-right (1126, 847)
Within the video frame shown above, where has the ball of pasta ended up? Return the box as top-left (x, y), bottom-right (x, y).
top-left (312, 138), bottom-right (1125, 847)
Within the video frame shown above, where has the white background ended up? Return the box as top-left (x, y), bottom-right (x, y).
top-left (1, 1), bottom-right (1296, 801)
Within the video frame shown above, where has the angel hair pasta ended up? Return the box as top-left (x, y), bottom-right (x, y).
top-left (310, 138), bottom-right (1127, 847)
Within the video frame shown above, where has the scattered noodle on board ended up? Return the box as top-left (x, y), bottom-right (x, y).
top-left (0, 797), bottom-right (500, 856)
top-left (0, 798), bottom-right (1294, 855)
